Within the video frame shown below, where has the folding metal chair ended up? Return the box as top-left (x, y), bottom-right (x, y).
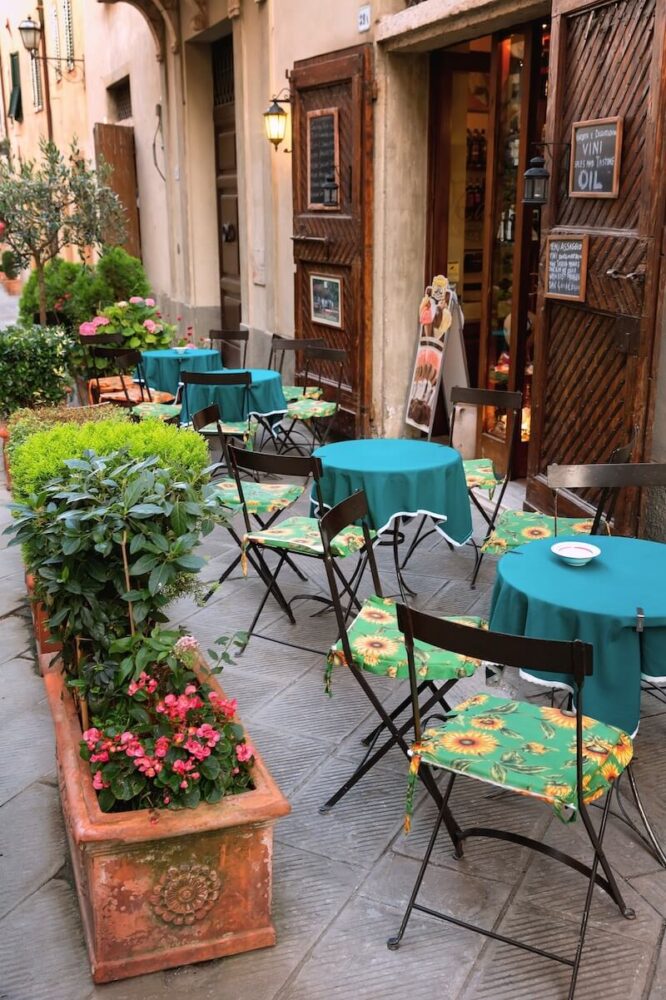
top-left (388, 604), bottom-right (636, 999)
top-left (180, 370), bottom-right (257, 462)
top-left (228, 446), bottom-right (370, 650)
top-left (85, 343), bottom-right (178, 418)
top-left (319, 491), bottom-right (488, 814)
top-left (267, 333), bottom-right (325, 402)
top-left (276, 346), bottom-right (346, 455)
top-left (208, 327), bottom-right (249, 368)
top-left (401, 387), bottom-right (522, 588)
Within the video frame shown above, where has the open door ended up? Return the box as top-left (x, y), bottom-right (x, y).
top-left (526, 0), bottom-right (664, 534)
top-left (291, 45), bottom-right (374, 437)
top-left (93, 122), bottom-right (141, 259)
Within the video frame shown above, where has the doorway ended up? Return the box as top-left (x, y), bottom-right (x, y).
top-left (212, 35), bottom-right (241, 332)
top-left (428, 23), bottom-right (550, 476)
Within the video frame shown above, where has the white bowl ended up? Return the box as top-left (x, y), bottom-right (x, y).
top-left (551, 541), bottom-right (601, 567)
top-left (173, 346), bottom-right (188, 355)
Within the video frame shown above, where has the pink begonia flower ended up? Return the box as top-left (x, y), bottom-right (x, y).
top-left (79, 321), bottom-right (96, 337)
top-left (209, 692), bottom-right (237, 719)
top-left (92, 771), bottom-right (110, 790)
top-left (143, 319), bottom-right (157, 333)
top-left (129, 296), bottom-right (144, 305)
top-left (235, 742), bottom-right (254, 763)
top-left (145, 297), bottom-right (156, 307)
top-left (92, 315), bottom-right (109, 327)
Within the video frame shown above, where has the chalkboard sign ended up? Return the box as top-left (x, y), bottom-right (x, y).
top-left (569, 116), bottom-right (623, 199)
top-left (545, 235), bottom-right (589, 302)
top-left (307, 108), bottom-right (339, 209)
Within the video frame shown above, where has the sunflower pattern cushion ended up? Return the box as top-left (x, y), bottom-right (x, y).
top-left (131, 402), bottom-right (182, 422)
top-left (286, 398), bottom-right (338, 420)
top-left (481, 509), bottom-right (600, 555)
top-left (406, 692), bottom-right (633, 824)
top-left (326, 595), bottom-right (487, 694)
top-left (463, 457), bottom-right (498, 494)
top-left (282, 385), bottom-right (323, 402)
top-left (242, 515), bottom-right (373, 569)
top-left (212, 479), bottom-right (304, 515)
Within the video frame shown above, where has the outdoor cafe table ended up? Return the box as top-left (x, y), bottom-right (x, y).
top-left (489, 535), bottom-right (666, 735)
top-left (314, 438), bottom-right (473, 545)
top-left (141, 348), bottom-right (219, 423)
top-left (182, 368), bottom-right (287, 425)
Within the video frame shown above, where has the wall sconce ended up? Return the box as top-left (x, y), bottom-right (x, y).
top-left (523, 155), bottom-right (550, 205)
top-left (19, 14), bottom-right (85, 73)
top-left (263, 90), bottom-right (290, 151)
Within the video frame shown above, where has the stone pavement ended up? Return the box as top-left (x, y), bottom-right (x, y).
top-left (1, 455), bottom-right (665, 1000)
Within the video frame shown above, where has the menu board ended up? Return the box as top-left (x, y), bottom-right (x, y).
top-left (545, 235), bottom-right (589, 302)
top-left (569, 117), bottom-right (623, 199)
top-left (307, 109), bottom-right (338, 208)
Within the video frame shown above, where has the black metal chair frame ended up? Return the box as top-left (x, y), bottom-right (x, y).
top-left (228, 446), bottom-right (369, 653)
top-left (180, 369), bottom-right (253, 463)
top-left (86, 344), bottom-right (154, 407)
top-left (318, 491), bottom-right (474, 815)
top-left (208, 327), bottom-right (249, 368)
top-left (387, 604), bottom-right (636, 999)
top-left (276, 346), bottom-right (346, 456)
top-left (400, 387), bottom-right (523, 589)
top-left (267, 334), bottom-right (325, 383)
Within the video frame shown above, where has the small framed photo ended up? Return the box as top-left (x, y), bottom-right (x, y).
top-left (310, 274), bottom-right (342, 328)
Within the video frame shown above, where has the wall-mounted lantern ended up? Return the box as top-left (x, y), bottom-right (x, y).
top-left (263, 91), bottom-right (290, 151)
top-left (523, 155), bottom-right (550, 205)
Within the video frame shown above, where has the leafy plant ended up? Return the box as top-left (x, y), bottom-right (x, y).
top-left (19, 257), bottom-right (86, 328)
top-left (79, 631), bottom-right (254, 812)
top-left (7, 403), bottom-right (124, 460)
top-left (9, 418), bottom-right (208, 501)
top-left (7, 451), bottom-right (216, 668)
top-left (0, 139), bottom-right (126, 324)
top-left (0, 324), bottom-right (75, 419)
top-left (1, 249), bottom-right (18, 279)
top-left (96, 247), bottom-right (150, 302)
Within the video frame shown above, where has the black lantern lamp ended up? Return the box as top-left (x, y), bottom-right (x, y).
top-left (322, 173), bottom-right (339, 207)
top-left (18, 15), bottom-right (41, 54)
top-left (523, 154), bottom-right (550, 205)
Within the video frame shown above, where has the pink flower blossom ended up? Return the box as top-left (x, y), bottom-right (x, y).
top-left (79, 321), bottom-right (96, 337)
top-left (143, 319), bottom-right (157, 333)
top-left (129, 296), bottom-right (144, 305)
top-left (209, 692), bottom-right (237, 719)
top-left (154, 736), bottom-right (170, 758)
top-left (90, 750), bottom-right (110, 763)
top-left (92, 771), bottom-right (110, 790)
top-left (175, 635), bottom-right (198, 654)
top-left (184, 738), bottom-right (210, 761)
top-left (172, 758), bottom-right (196, 776)
top-left (92, 315), bottom-right (110, 327)
top-left (83, 727), bottom-right (101, 745)
top-left (236, 742), bottom-right (254, 763)
top-left (145, 297), bottom-right (156, 307)
top-left (196, 723), bottom-right (221, 748)
top-left (163, 795), bottom-right (171, 804)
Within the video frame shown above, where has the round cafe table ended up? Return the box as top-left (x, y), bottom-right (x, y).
top-left (314, 438), bottom-right (473, 545)
top-left (489, 535), bottom-right (666, 735)
top-left (183, 368), bottom-right (287, 425)
top-left (141, 348), bottom-right (220, 423)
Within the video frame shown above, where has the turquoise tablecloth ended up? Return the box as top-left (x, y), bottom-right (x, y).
top-left (141, 349), bottom-right (220, 423)
top-left (183, 368), bottom-right (287, 424)
top-left (489, 535), bottom-right (666, 734)
top-left (314, 438), bottom-right (473, 545)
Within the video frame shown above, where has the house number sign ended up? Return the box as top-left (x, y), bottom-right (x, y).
top-left (569, 116), bottom-right (623, 199)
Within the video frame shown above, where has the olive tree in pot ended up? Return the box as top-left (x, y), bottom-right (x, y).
top-left (7, 450), bottom-right (289, 982)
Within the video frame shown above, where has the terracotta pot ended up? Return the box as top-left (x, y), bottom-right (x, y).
top-left (25, 573), bottom-right (62, 658)
top-left (0, 276), bottom-right (22, 296)
top-left (42, 661), bottom-right (290, 983)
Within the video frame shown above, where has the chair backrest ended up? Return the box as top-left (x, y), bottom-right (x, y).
top-left (228, 444), bottom-right (324, 531)
top-left (87, 346), bottom-right (150, 404)
top-left (395, 601), bottom-right (593, 797)
top-left (267, 335), bottom-right (326, 380)
top-left (548, 461), bottom-right (666, 534)
top-left (209, 328), bottom-right (249, 367)
top-left (319, 491), bottom-right (383, 655)
top-left (449, 386), bottom-right (523, 477)
top-left (303, 346), bottom-right (347, 401)
top-left (191, 404), bottom-right (222, 434)
top-left (79, 332), bottom-right (124, 347)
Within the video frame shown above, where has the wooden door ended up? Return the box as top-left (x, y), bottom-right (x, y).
top-left (526, 0), bottom-right (665, 533)
top-left (93, 123), bottom-right (141, 259)
top-left (291, 45), bottom-right (374, 437)
top-left (213, 36), bottom-right (241, 329)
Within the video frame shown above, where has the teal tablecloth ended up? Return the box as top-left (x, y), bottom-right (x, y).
top-left (490, 535), bottom-right (666, 734)
top-left (183, 368), bottom-right (287, 424)
top-left (314, 438), bottom-right (473, 545)
top-left (141, 349), bottom-right (219, 422)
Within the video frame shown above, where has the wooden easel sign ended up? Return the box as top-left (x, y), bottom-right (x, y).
top-left (569, 117), bottom-right (623, 199)
top-left (545, 235), bottom-right (589, 302)
top-left (405, 275), bottom-right (451, 436)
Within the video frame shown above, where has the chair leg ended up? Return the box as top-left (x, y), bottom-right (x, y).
top-left (244, 549), bottom-right (295, 643)
top-left (470, 542), bottom-right (484, 589)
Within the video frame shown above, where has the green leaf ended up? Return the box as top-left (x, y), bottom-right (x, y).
top-left (174, 554), bottom-right (205, 572)
top-left (128, 503), bottom-right (165, 518)
top-left (129, 553), bottom-right (161, 575)
top-left (200, 758), bottom-right (221, 780)
top-left (148, 562), bottom-right (174, 595)
top-left (98, 787), bottom-right (116, 812)
top-left (490, 762), bottom-right (508, 784)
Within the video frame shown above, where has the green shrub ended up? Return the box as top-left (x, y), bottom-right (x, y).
top-left (1, 250), bottom-right (18, 279)
top-left (7, 403), bottom-right (125, 459)
top-left (18, 258), bottom-right (85, 328)
top-left (10, 419), bottom-right (209, 501)
top-left (97, 247), bottom-right (150, 302)
top-left (0, 325), bottom-right (75, 419)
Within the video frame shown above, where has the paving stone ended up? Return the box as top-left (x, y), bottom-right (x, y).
top-left (0, 696), bottom-right (56, 807)
top-left (628, 869), bottom-right (666, 917)
top-left (0, 781), bottom-right (67, 920)
top-left (648, 934), bottom-right (666, 999)
top-left (246, 721), bottom-right (334, 797)
top-left (0, 657), bottom-right (46, 721)
top-left (0, 611), bottom-right (33, 664)
top-left (0, 880), bottom-right (91, 1000)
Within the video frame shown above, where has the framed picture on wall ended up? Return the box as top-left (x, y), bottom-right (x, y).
top-left (310, 275), bottom-right (342, 328)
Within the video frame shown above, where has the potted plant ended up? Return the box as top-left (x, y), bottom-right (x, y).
top-left (7, 448), bottom-right (290, 981)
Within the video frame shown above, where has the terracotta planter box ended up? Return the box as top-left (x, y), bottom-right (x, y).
top-left (25, 573), bottom-right (62, 658)
top-left (42, 662), bottom-right (290, 983)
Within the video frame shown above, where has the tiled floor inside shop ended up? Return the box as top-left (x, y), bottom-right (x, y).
top-left (1, 458), bottom-right (665, 1000)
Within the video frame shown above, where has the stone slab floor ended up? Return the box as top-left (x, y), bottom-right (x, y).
top-left (1, 451), bottom-right (665, 1000)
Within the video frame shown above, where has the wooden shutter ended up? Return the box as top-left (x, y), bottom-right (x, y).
top-left (93, 122), bottom-right (141, 260)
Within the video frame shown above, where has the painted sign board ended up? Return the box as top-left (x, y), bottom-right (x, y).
top-left (569, 116), bottom-right (623, 199)
top-left (545, 235), bottom-right (589, 302)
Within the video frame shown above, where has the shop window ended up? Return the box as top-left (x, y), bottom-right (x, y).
top-left (108, 77), bottom-right (132, 122)
top-left (8, 53), bottom-right (22, 122)
top-left (31, 57), bottom-right (44, 111)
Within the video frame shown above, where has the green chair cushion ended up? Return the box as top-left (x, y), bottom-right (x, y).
top-left (243, 515), bottom-right (372, 560)
top-left (286, 398), bottom-right (337, 420)
top-left (463, 457), bottom-right (498, 494)
top-left (212, 478), bottom-right (304, 515)
top-left (482, 510), bottom-right (598, 555)
top-left (199, 418), bottom-right (258, 437)
top-left (131, 402), bottom-right (182, 421)
top-left (410, 693), bottom-right (632, 823)
top-left (327, 595), bottom-right (487, 692)
top-left (282, 384), bottom-right (323, 402)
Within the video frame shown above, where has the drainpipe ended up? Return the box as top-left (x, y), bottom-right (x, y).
top-left (37, 1), bottom-right (54, 142)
